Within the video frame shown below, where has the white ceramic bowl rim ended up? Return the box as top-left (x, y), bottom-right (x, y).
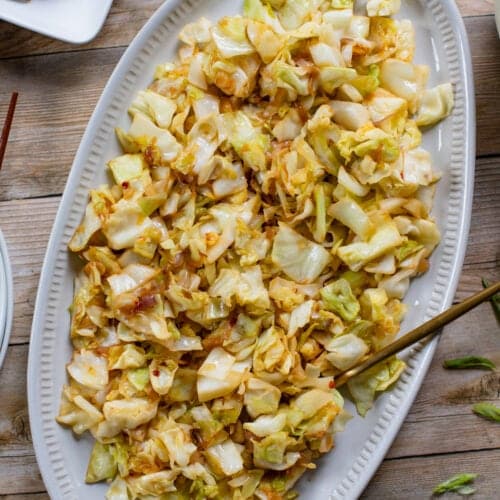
top-left (0, 229), bottom-right (13, 370)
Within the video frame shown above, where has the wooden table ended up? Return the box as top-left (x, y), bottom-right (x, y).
top-left (0, 1), bottom-right (498, 498)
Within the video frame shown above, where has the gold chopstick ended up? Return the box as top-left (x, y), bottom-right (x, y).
top-left (335, 281), bottom-right (500, 388)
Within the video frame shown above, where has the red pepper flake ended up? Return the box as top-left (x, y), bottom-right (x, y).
top-left (329, 380), bottom-right (336, 389)
top-left (152, 369), bottom-right (160, 377)
top-left (132, 294), bottom-right (157, 314)
top-left (121, 181), bottom-right (129, 189)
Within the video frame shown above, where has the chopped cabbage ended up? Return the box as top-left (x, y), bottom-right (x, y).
top-left (211, 17), bottom-right (255, 58)
top-left (67, 350), bottom-right (108, 390)
top-left (108, 154), bottom-right (145, 186)
top-left (129, 90), bottom-right (177, 129)
top-left (325, 333), bottom-right (369, 370)
top-left (56, 387), bottom-right (104, 435)
top-left (222, 111), bottom-right (269, 171)
top-left (247, 20), bottom-right (283, 63)
top-left (329, 198), bottom-right (374, 241)
top-left (272, 223), bottom-right (331, 283)
top-left (197, 348), bottom-right (251, 402)
top-left (252, 432), bottom-right (300, 470)
top-left (60, 1), bottom-right (451, 496)
top-left (253, 326), bottom-right (293, 383)
top-left (330, 100), bottom-right (371, 131)
top-left (380, 59), bottom-right (429, 113)
top-left (126, 470), bottom-right (178, 496)
top-left (244, 377), bottom-right (282, 418)
top-left (416, 83), bottom-right (454, 127)
top-left (209, 266), bottom-right (271, 311)
top-left (337, 220), bottom-right (403, 271)
top-left (86, 442), bottom-right (118, 483)
top-left (128, 112), bottom-right (181, 162)
top-left (106, 478), bottom-right (129, 500)
top-left (320, 278), bottom-right (360, 322)
top-left (347, 357), bottom-right (406, 415)
top-left (320, 67), bottom-right (357, 94)
top-left (244, 413), bottom-right (288, 437)
top-left (366, 0), bottom-right (401, 17)
top-left (159, 421), bottom-right (197, 467)
top-left (278, 0), bottom-right (323, 30)
top-left (206, 439), bottom-right (244, 476)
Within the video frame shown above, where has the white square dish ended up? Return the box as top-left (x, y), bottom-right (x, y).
top-left (0, 0), bottom-right (113, 44)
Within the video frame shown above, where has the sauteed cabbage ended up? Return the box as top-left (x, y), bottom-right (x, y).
top-left (57, 0), bottom-right (453, 498)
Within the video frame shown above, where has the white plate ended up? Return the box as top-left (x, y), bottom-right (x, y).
top-left (0, 229), bottom-right (13, 370)
top-left (27, 1), bottom-right (475, 499)
top-left (0, 0), bottom-right (112, 44)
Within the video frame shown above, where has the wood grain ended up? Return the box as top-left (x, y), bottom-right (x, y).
top-left (362, 449), bottom-right (500, 499)
top-left (0, 455), bottom-right (44, 495)
top-left (0, 47), bottom-right (123, 202)
top-left (0, 345), bottom-right (32, 459)
top-left (0, 1), bottom-right (493, 60)
top-left (0, 16), bottom-right (499, 204)
top-left (457, 0), bottom-right (495, 17)
top-left (387, 302), bottom-right (500, 459)
top-left (0, 495), bottom-right (49, 500)
top-left (0, 1), bottom-right (498, 498)
top-left (0, 197), bottom-right (58, 345)
top-left (456, 156), bottom-right (500, 300)
top-left (466, 16), bottom-right (500, 158)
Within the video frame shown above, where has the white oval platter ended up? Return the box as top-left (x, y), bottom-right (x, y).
top-left (28, 1), bottom-right (475, 499)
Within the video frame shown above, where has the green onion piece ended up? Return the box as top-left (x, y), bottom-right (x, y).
top-left (482, 278), bottom-right (500, 320)
top-left (443, 356), bottom-right (495, 371)
top-left (472, 402), bottom-right (500, 423)
top-left (433, 473), bottom-right (478, 495)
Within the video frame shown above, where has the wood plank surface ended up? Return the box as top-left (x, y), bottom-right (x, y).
top-left (0, 197), bottom-right (59, 345)
top-left (0, 47), bottom-right (123, 202)
top-left (0, 344), bottom-right (32, 459)
top-left (0, 455), bottom-right (44, 496)
top-left (0, 1), bottom-right (498, 498)
top-left (458, 0), bottom-right (495, 17)
top-left (387, 302), bottom-right (500, 458)
top-left (0, 1), bottom-right (493, 60)
top-left (466, 15), bottom-right (500, 158)
top-left (362, 449), bottom-right (500, 499)
top-left (0, 15), bottom-right (499, 204)
top-left (0, 495), bottom-right (49, 500)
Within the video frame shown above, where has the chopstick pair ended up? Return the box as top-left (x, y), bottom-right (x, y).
top-left (335, 281), bottom-right (500, 387)
top-left (0, 92), bottom-right (19, 171)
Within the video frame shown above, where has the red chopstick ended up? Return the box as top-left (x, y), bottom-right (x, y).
top-left (0, 92), bottom-right (19, 171)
